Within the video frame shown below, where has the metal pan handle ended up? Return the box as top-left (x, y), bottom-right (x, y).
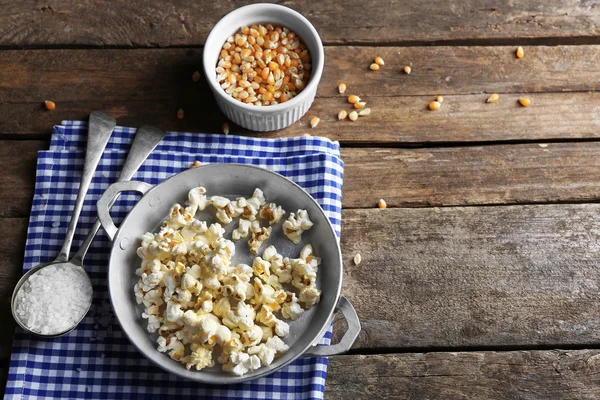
top-left (97, 180), bottom-right (153, 241)
top-left (303, 296), bottom-right (361, 357)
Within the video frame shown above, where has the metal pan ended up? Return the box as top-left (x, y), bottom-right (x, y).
top-left (97, 163), bottom-right (360, 384)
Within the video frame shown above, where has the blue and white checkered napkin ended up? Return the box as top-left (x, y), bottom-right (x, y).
top-left (5, 121), bottom-right (344, 400)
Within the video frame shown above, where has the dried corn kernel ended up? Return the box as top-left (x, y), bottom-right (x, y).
top-left (192, 70), bottom-right (201, 82)
top-left (358, 108), bottom-right (371, 116)
top-left (436, 96), bottom-right (444, 103)
top-left (222, 122), bottom-right (230, 134)
top-left (428, 101), bottom-right (441, 110)
top-left (190, 160), bottom-right (202, 169)
top-left (519, 97), bottom-right (531, 107)
top-left (486, 93), bottom-right (499, 103)
top-left (353, 101), bottom-right (366, 109)
top-left (374, 56), bottom-right (385, 66)
top-left (403, 66), bottom-right (411, 74)
top-left (354, 253), bottom-right (362, 265)
top-left (348, 111), bottom-right (358, 121)
top-left (378, 199), bottom-right (387, 209)
top-left (338, 83), bottom-right (347, 94)
top-left (44, 100), bottom-right (56, 111)
top-left (338, 110), bottom-right (348, 120)
top-left (369, 63), bottom-right (380, 71)
top-left (516, 46), bottom-right (524, 59)
top-left (177, 108), bottom-right (185, 119)
top-left (348, 95), bottom-right (361, 104)
top-left (216, 24), bottom-right (311, 106)
top-left (310, 117), bottom-right (320, 128)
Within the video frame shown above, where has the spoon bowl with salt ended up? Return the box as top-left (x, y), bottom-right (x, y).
top-left (12, 118), bottom-right (165, 337)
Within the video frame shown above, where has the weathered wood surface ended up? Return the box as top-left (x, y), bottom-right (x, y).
top-left (0, 219), bottom-right (25, 361)
top-left (325, 350), bottom-right (600, 399)
top-left (4, 140), bottom-right (600, 218)
top-left (3, 46), bottom-right (600, 142)
top-left (342, 143), bottom-right (600, 208)
top-left (338, 205), bottom-right (600, 349)
top-left (1, 1), bottom-right (599, 47)
top-left (3, 204), bottom-right (600, 353)
top-left (3, 46), bottom-right (600, 101)
top-left (0, 141), bottom-right (46, 218)
top-left (5, 92), bottom-right (600, 143)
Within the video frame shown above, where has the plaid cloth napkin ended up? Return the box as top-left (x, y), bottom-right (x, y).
top-left (5, 121), bottom-right (344, 400)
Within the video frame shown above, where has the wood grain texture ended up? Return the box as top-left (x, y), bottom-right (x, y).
top-left (325, 350), bottom-right (600, 399)
top-left (3, 47), bottom-right (600, 142)
top-left (0, 0), bottom-right (599, 47)
top-left (341, 143), bottom-right (600, 208)
top-left (4, 204), bottom-right (600, 351)
top-left (0, 219), bottom-right (25, 361)
top-left (3, 46), bottom-right (600, 102)
top-left (5, 92), bottom-right (600, 143)
top-left (338, 205), bottom-right (600, 349)
top-left (4, 141), bottom-right (600, 218)
top-left (0, 141), bottom-right (46, 218)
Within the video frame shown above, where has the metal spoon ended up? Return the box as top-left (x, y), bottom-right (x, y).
top-left (12, 121), bottom-right (166, 337)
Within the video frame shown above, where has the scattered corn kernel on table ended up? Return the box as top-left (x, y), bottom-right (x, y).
top-left (3, 1), bottom-right (600, 398)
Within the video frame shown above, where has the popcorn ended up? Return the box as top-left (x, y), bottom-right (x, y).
top-left (184, 344), bottom-right (214, 371)
top-left (232, 219), bottom-right (252, 240)
top-left (223, 301), bottom-right (256, 330)
top-left (248, 336), bottom-right (289, 367)
top-left (240, 325), bottom-right (264, 347)
top-left (223, 352), bottom-right (261, 376)
top-left (165, 204), bottom-right (192, 230)
top-left (259, 203), bottom-right (286, 225)
top-left (213, 297), bottom-right (231, 318)
top-left (187, 186), bottom-right (208, 215)
top-left (157, 336), bottom-right (185, 361)
top-left (281, 293), bottom-right (304, 320)
top-left (240, 188), bottom-right (266, 221)
top-left (210, 196), bottom-right (234, 224)
top-left (252, 257), bottom-right (271, 282)
top-left (222, 273), bottom-right (251, 302)
top-left (258, 306), bottom-right (289, 337)
top-left (142, 305), bottom-right (162, 333)
top-left (248, 221), bottom-right (272, 255)
top-left (299, 286), bottom-right (321, 308)
top-left (181, 273), bottom-right (202, 296)
top-left (260, 325), bottom-right (274, 342)
top-left (181, 219), bottom-right (207, 241)
top-left (252, 279), bottom-right (284, 312)
top-left (264, 246), bottom-right (291, 283)
top-left (135, 186), bottom-right (323, 376)
top-left (166, 301), bottom-right (184, 323)
top-left (282, 209), bottom-right (313, 244)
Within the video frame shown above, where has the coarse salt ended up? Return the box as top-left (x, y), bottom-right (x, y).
top-left (14, 264), bottom-right (93, 335)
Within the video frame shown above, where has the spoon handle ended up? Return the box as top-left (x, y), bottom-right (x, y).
top-left (70, 125), bottom-right (166, 265)
top-left (56, 112), bottom-right (116, 262)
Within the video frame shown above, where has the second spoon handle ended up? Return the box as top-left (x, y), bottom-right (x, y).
top-left (71, 125), bottom-right (166, 265)
top-left (57, 111), bottom-right (116, 262)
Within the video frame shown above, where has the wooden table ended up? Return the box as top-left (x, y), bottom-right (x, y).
top-left (3, 1), bottom-right (600, 398)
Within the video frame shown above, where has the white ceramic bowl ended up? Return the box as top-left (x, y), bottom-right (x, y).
top-left (203, 3), bottom-right (324, 132)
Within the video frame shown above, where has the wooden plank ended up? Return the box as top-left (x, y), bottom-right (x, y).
top-left (4, 141), bottom-right (600, 218)
top-left (4, 204), bottom-right (600, 351)
top-left (0, 141), bottom-right (46, 218)
top-left (0, 219), bottom-right (25, 361)
top-left (338, 204), bottom-right (600, 349)
top-left (4, 91), bottom-right (600, 143)
top-left (3, 47), bottom-right (600, 142)
top-left (3, 46), bottom-right (600, 103)
top-left (1, 0), bottom-right (599, 47)
top-left (341, 143), bottom-right (600, 208)
top-left (326, 351), bottom-right (600, 399)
